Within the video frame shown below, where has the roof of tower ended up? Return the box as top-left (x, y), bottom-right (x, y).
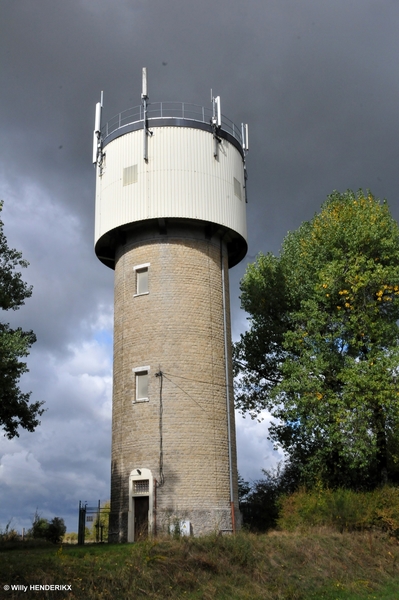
top-left (101, 101), bottom-right (246, 158)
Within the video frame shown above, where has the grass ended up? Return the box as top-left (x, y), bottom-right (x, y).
top-left (1, 529), bottom-right (399, 599)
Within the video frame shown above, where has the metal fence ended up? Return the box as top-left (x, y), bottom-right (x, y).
top-left (102, 102), bottom-right (244, 146)
top-left (78, 501), bottom-right (110, 544)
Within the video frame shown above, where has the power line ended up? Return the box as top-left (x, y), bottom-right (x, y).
top-left (162, 373), bottom-right (208, 413)
top-left (162, 371), bottom-right (227, 389)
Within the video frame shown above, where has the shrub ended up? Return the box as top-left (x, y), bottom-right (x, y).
top-left (239, 463), bottom-right (300, 532)
top-left (371, 486), bottom-right (399, 536)
top-left (47, 517), bottom-right (66, 544)
top-left (29, 511), bottom-right (66, 543)
top-left (30, 513), bottom-right (50, 539)
top-left (278, 486), bottom-right (399, 535)
top-left (63, 532), bottom-right (78, 544)
top-left (0, 521), bottom-right (20, 543)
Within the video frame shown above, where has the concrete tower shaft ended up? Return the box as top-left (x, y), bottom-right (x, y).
top-left (94, 93), bottom-right (248, 542)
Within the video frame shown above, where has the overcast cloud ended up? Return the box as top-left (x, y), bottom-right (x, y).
top-left (1, 0), bottom-right (398, 533)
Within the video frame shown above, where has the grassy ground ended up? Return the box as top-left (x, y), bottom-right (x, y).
top-left (1, 529), bottom-right (398, 599)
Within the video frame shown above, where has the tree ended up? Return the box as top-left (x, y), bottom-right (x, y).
top-left (47, 517), bottom-right (67, 544)
top-left (0, 201), bottom-right (43, 437)
top-left (29, 511), bottom-right (66, 543)
top-left (235, 190), bottom-right (399, 489)
top-left (239, 464), bottom-right (299, 531)
top-left (29, 512), bottom-right (50, 540)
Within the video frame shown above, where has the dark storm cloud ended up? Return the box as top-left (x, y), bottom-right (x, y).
top-left (1, 0), bottom-right (399, 530)
top-left (3, 1), bottom-right (398, 229)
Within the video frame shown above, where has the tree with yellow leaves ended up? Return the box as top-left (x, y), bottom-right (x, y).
top-left (235, 190), bottom-right (399, 489)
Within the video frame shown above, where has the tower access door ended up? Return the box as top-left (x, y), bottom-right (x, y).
top-left (134, 496), bottom-right (149, 540)
top-left (128, 468), bottom-right (154, 542)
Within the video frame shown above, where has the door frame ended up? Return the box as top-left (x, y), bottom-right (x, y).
top-left (128, 468), bottom-right (154, 542)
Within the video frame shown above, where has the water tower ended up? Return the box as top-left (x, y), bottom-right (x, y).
top-left (93, 70), bottom-right (248, 542)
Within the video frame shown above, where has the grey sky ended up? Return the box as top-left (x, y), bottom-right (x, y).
top-left (1, 0), bottom-right (398, 532)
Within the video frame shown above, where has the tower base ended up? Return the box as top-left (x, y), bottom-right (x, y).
top-left (108, 506), bottom-right (241, 543)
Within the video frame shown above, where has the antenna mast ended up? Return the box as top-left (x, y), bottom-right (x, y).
top-left (142, 67), bottom-right (150, 162)
top-left (211, 92), bottom-right (222, 159)
top-left (241, 122), bottom-right (249, 202)
top-left (92, 92), bottom-right (104, 170)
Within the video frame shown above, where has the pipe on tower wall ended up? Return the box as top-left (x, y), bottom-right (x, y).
top-left (221, 238), bottom-right (236, 533)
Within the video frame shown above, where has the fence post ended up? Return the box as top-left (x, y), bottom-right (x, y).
top-left (78, 501), bottom-right (86, 545)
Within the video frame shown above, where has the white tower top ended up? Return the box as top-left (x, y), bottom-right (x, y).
top-left (94, 76), bottom-right (248, 269)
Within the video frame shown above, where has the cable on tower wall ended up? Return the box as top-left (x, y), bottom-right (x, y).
top-left (155, 370), bottom-right (165, 487)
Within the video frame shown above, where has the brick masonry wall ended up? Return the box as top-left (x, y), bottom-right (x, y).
top-left (109, 225), bottom-right (240, 541)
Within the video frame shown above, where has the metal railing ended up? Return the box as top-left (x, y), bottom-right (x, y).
top-left (102, 102), bottom-right (243, 146)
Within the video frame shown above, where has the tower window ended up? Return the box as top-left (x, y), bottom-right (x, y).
top-left (133, 263), bottom-right (150, 296)
top-left (136, 268), bottom-right (148, 295)
top-left (133, 367), bottom-right (150, 402)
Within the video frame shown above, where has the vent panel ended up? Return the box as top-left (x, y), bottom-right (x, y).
top-left (123, 164), bottom-right (138, 186)
top-left (234, 177), bottom-right (242, 200)
top-left (133, 480), bottom-right (149, 495)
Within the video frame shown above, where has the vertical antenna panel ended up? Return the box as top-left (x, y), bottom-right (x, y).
top-left (245, 124), bottom-right (249, 151)
top-left (95, 102), bottom-right (102, 134)
top-left (142, 67), bottom-right (148, 99)
top-left (92, 130), bottom-right (98, 164)
top-left (215, 96), bottom-right (221, 127)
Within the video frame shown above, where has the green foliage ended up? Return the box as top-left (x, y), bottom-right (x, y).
top-left (278, 486), bottom-right (399, 536)
top-left (237, 473), bottom-right (251, 501)
top-left (47, 517), bottom-right (67, 544)
top-left (63, 531), bottom-right (78, 543)
top-left (29, 511), bottom-right (66, 544)
top-left (86, 501), bottom-right (110, 542)
top-left (0, 201), bottom-right (43, 438)
top-left (235, 190), bottom-right (399, 488)
top-left (239, 463), bottom-right (300, 532)
top-left (0, 520), bottom-right (20, 543)
top-left (30, 513), bottom-right (49, 539)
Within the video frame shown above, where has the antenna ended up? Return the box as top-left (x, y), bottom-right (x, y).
top-left (141, 68), bottom-right (151, 161)
top-left (211, 92), bottom-right (222, 159)
top-left (141, 67), bottom-right (148, 99)
top-left (241, 123), bottom-right (249, 152)
top-left (94, 102), bottom-right (102, 134)
top-left (92, 131), bottom-right (98, 165)
top-left (93, 92), bottom-right (104, 166)
top-left (211, 93), bottom-right (222, 128)
top-left (215, 96), bottom-right (221, 128)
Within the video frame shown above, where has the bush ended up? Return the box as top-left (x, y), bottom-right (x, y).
top-left (29, 512), bottom-right (66, 543)
top-left (30, 514), bottom-right (50, 539)
top-left (371, 486), bottom-right (399, 536)
top-left (47, 517), bottom-right (66, 543)
top-left (239, 463), bottom-right (300, 532)
top-left (0, 521), bottom-right (20, 543)
top-left (278, 486), bottom-right (399, 535)
top-left (63, 531), bottom-right (78, 544)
